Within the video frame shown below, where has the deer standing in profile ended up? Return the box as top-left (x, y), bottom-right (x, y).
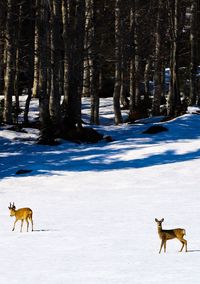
top-left (8, 203), bottom-right (33, 232)
top-left (155, 218), bottom-right (187, 253)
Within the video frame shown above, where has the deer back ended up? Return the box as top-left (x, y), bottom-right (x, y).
top-left (15, 208), bottom-right (32, 220)
top-left (159, 228), bottom-right (185, 240)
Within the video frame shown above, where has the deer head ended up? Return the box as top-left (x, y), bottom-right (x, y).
top-left (155, 218), bottom-right (164, 226)
top-left (8, 202), bottom-right (16, 216)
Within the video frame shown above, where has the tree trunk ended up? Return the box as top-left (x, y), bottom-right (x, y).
top-left (120, 4), bottom-right (130, 110)
top-left (113, 0), bottom-right (123, 125)
top-left (63, 0), bottom-right (85, 128)
top-left (0, 1), bottom-right (6, 97)
top-left (167, 0), bottom-right (181, 116)
top-left (129, 0), bottom-right (142, 120)
top-left (37, 0), bottom-right (52, 140)
top-left (32, 0), bottom-right (40, 99)
top-left (129, 3), bottom-right (135, 116)
top-left (62, 0), bottom-right (69, 114)
top-left (83, 0), bottom-right (92, 98)
top-left (3, 0), bottom-right (17, 124)
top-left (22, 0), bottom-right (35, 124)
top-left (144, 59), bottom-right (152, 98)
top-left (90, 0), bottom-right (100, 125)
top-left (197, 0), bottom-right (200, 105)
top-left (189, 0), bottom-right (198, 105)
top-left (49, 0), bottom-right (62, 132)
top-left (152, 0), bottom-right (165, 116)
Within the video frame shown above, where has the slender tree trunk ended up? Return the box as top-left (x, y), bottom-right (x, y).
top-left (134, 0), bottom-right (144, 110)
top-left (129, 0), bottom-right (141, 120)
top-left (23, 0), bottom-right (35, 124)
top-left (120, 4), bottom-right (129, 110)
top-left (33, 2), bottom-right (40, 98)
top-left (144, 59), bottom-right (152, 98)
top-left (197, 0), bottom-right (200, 105)
top-left (14, 4), bottom-right (23, 119)
top-left (24, 89), bottom-right (32, 125)
top-left (113, 0), bottom-right (123, 124)
top-left (62, 0), bottom-right (69, 113)
top-left (167, 0), bottom-right (181, 116)
top-left (74, 0), bottom-right (86, 127)
top-left (129, 10), bottom-right (136, 119)
top-left (49, 0), bottom-right (62, 132)
top-left (3, 0), bottom-right (17, 124)
top-left (37, 0), bottom-right (52, 141)
top-left (90, 0), bottom-right (100, 125)
top-left (120, 59), bottom-right (129, 109)
top-left (152, 0), bottom-right (165, 116)
top-left (0, 1), bottom-right (6, 97)
top-left (63, 0), bottom-right (85, 128)
top-left (83, 0), bottom-right (92, 97)
top-left (189, 0), bottom-right (198, 105)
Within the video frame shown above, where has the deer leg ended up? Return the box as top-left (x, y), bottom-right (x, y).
top-left (179, 240), bottom-right (184, 252)
top-left (179, 239), bottom-right (187, 252)
top-left (159, 240), bottom-right (165, 253)
top-left (26, 218), bottom-right (29, 232)
top-left (29, 216), bottom-right (33, 231)
top-left (164, 240), bottom-right (167, 253)
top-left (20, 219), bottom-right (24, 232)
top-left (184, 239), bottom-right (188, 252)
top-left (12, 220), bottom-right (17, 231)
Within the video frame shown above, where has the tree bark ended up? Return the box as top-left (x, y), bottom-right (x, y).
top-left (63, 0), bottom-right (85, 128)
top-left (189, 0), bottom-right (198, 105)
top-left (167, 0), bottom-right (181, 116)
top-left (49, 0), bottom-right (62, 131)
top-left (3, 0), bottom-right (17, 124)
top-left (129, 2), bottom-right (135, 116)
top-left (113, 0), bottom-right (123, 125)
top-left (152, 0), bottom-right (165, 116)
top-left (37, 0), bottom-right (52, 140)
top-left (0, 0), bottom-right (6, 97)
top-left (33, 0), bottom-right (40, 99)
top-left (90, 0), bottom-right (100, 125)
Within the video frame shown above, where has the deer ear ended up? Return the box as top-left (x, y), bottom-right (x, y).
top-left (155, 218), bottom-right (158, 222)
top-left (161, 218), bottom-right (164, 222)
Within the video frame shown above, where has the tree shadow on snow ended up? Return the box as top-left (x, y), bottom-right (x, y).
top-left (1, 114), bottom-right (200, 179)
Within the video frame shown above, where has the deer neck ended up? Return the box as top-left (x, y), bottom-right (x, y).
top-left (157, 224), bottom-right (163, 234)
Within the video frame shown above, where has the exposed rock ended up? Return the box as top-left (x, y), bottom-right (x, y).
top-left (37, 137), bottom-right (60, 146)
top-left (103, 135), bottom-right (114, 142)
top-left (143, 125), bottom-right (168, 134)
top-left (62, 126), bottom-right (104, 144)
top-left (7, 125), bottom-right (27, 133)
top-left (16, 169), bottom-right (33, 175)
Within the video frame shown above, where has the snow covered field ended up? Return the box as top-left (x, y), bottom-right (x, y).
top-left (1, 98), bottom-right (200, 283)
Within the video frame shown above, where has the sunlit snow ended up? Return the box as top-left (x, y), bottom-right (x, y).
top-left (0, 98), bottom-right (200, 283)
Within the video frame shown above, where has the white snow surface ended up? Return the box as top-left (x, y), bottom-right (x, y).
top-left (1, 98), bottom-right (200, 283)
